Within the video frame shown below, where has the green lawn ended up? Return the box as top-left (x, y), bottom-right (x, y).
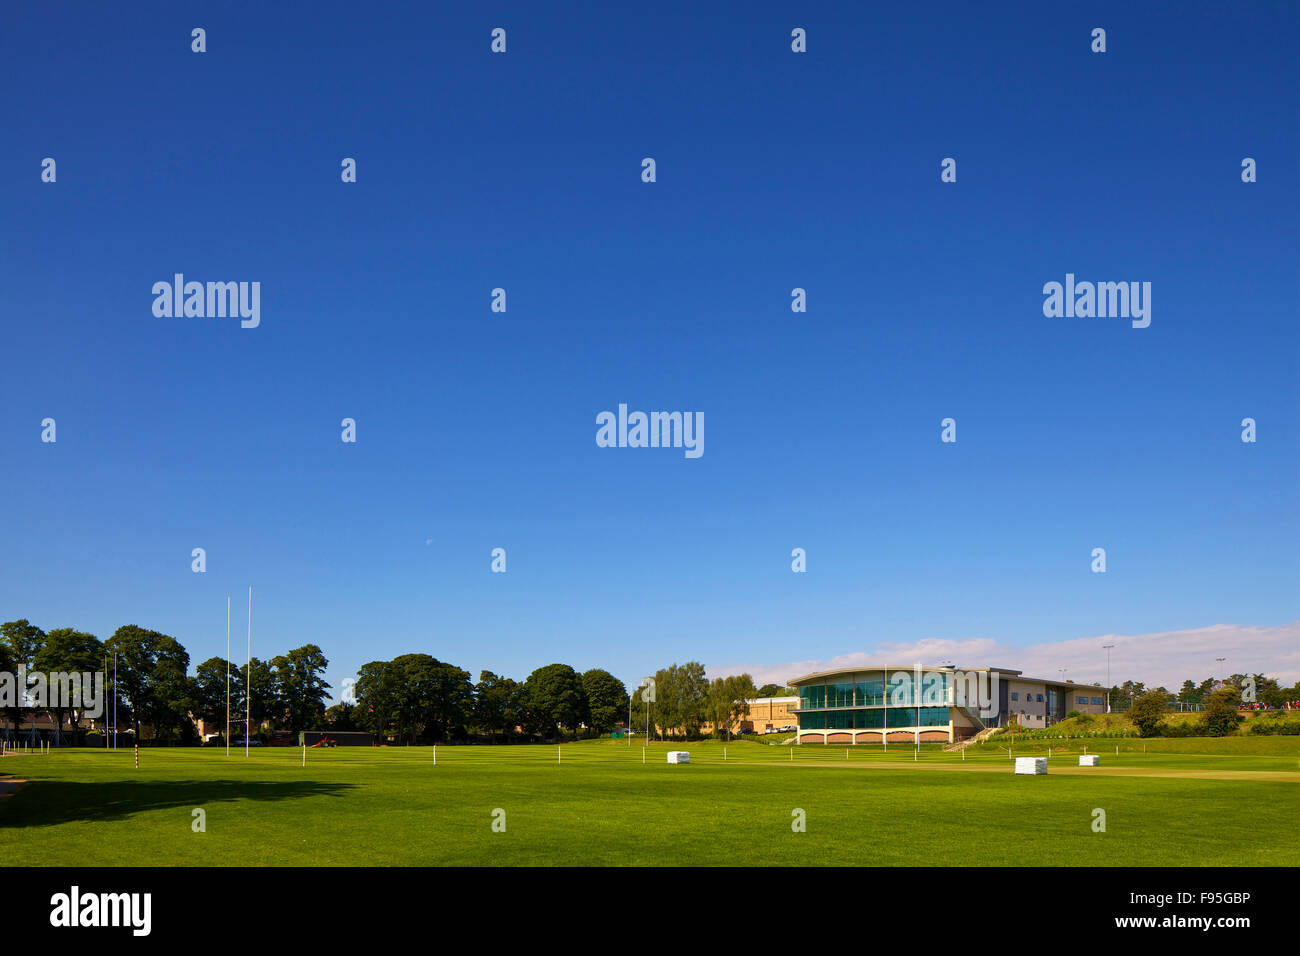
top-left (2, 738), bottom-right (1297, 866)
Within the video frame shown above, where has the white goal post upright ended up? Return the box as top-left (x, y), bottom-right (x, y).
top-left (225, 597), bottom-right (231, 758)
top-left (245, 587), bottom-right (251, 758)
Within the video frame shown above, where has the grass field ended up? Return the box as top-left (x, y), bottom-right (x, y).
top-left (2, 738), bottom-right (1297, 866)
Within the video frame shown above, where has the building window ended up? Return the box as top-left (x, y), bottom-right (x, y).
top-left (1011, 692), bottom-right (1019, 701)
top-left (827, 683), bottom-right (854, 708)
top-left (800, 686), bottom-right (826, 709)
top-left (855, 679), bottom-right (884, 706)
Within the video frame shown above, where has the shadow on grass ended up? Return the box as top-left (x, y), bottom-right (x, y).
top-left (0, 779), bottom-right (354, 828)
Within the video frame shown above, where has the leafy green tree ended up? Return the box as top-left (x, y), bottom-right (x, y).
top-left (192, 657), bottom-right (238, 737)
top-left (323, 702), bottom-right (357, 731)
top-left (423, 657), bottom-right (475, 742)
top-left (580, 668), bottom-right (628, 735)
top-left (234, 657), bottom-right (279, 738)
top-left (731, 674), bottom-right (759, 729)
top-left (642, 662), bottom-right (708, 739)
top-left (271, 645), bottom-right (331, 733)
top-left (635, 668), bottom-right (672, 739)
top-left (354, 660), bottom-right (403, 741)
top-left (390, 654), bottom-right (474, 742)
top-left (151, 653), bottom-right (196, 743)
top-left (103, 625), bottom-right (189, 741)
top-left (1128, 689), bottom-right (1170, 738)
top-left (524, 663), bottom-right (588, 739)
top-left (474, 671), bottom-right (524, 741)
top-left (1, 619), bottom-right (46, 667)
top-left (1248, 673), bottom-right (1282, 707)
top-left (1203, 686), bottom-right (1243, 737)
top-left (1, 620), bottom-right (46, 737)
top-left (34, 628), bottom-right (103, 744)
top-left (1195, 677), bottom-right (1217, 701)
top-left (630, 680), bottom-right (653, 736)
top-left (706, 673), bottom-right (758, 738)
top-left (0, 642), bottom-right (12, 739)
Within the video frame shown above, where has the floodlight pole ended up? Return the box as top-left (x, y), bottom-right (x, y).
top-left (914, 663), bottom-right (920, 751)
top-left (1103, 644), bottom-right (1114, 712)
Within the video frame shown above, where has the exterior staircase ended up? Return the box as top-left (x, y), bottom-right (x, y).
top-left (943, 725), bottom-right (1000, 752)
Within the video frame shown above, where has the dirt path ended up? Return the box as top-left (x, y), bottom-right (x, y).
top-left (0, 778), bottom-right (28, 800)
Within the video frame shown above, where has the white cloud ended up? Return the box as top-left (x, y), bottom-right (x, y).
top-left (710, 622), bottom-right (1300, 691)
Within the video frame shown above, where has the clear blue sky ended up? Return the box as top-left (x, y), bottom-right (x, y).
top-left (2, 1), bottom-right (1296, 699)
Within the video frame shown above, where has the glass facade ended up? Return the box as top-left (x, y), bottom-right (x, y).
top-left (826, 682), bottom-right (854, 707)
top-left (855, 679), bottom-right (885, 706)
top-left (798, 707), bottom-right (949, 730)
top-left (797, 670), bottom-right (955, 731)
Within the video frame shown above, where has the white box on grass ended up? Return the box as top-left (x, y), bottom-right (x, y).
top-left (1079, 754), bottom-right (1100, 766)
top-left (1014, 757), bottom-right (1047, 775)
top-left (666, 751), bottom-right (690, 764)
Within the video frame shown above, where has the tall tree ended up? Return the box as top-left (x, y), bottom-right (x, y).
top-left (474, 671), bottom-right (524, 742)
top-left (271, 645), bottom-right (331, 733)
top-left (103, 625), bottom-right (189, 741)
top-left (1, 620), bottom-right (46, 739)
top-left (323, 702), bottom-right (357, 731)
top-left (235, 657), bottom-right (278, 738)
top-left (0, 642), bottom-right (12, 739)
top-left (192, 657), bottom-right (239, 738)
top-left (33, 628), bottom-right (103, 745)
top-left (1203, 686), bottom-right (1243, 737)
top-left (151, 652), bottom-right (196, 744)
top-left (661, 662), bottom-right (709, 739)
top-left (524, 664), bottom-right (588, 738)
top-left (706, 673), bottom-right (758, 738)
top-left (422, 657), bottom-right (474, 742)
top-left (1128, 689), bottom-right (1169, 738)
top-left (390, 654), bottom-right (464, 742)
top-left (354, 660), bottom-right (403, 742)
top-left (580, 668), bottom-right (627, 735)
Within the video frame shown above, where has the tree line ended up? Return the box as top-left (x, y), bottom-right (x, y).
top-left (324, 660), bottom-right (791, 743)
top-left (1104, 672), bottom-right (1300, 711)
top-left (2, 619), bottom-right (788, 746)
top-left (627, 663), bottom-right (791, 740)
top-left (328, 660), bottom-right (632, 743)
top-left (1, 618), bottom-right (329, 744)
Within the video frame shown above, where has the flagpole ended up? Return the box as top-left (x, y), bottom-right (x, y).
top-left (226, 597), bottom-right (231, 757)
top-left (246, 587), bottom-right (251, 757)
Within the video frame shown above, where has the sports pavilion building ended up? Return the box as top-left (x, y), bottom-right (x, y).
top-left (789, 664), bottom-right (1107, 744)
